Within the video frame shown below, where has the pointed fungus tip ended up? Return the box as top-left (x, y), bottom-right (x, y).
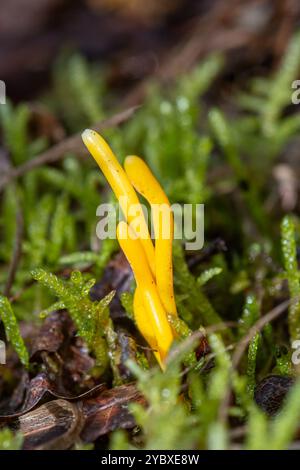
top-left (81, 128), bottom-right (95, 145)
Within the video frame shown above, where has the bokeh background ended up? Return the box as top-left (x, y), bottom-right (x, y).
top-left (1, 0), bottom-right (300, 102)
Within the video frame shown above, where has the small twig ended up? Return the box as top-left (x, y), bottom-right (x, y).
top-left (218, 298), bottom-right (292, 425)
top-left (4, 199), bottom-right (24, 297)
top-left (0, 106), bottom-right (139, 192)
top-left (166, 321), bottom-right (239, 367)
top-left (232, 299), bottom-right (292, 369)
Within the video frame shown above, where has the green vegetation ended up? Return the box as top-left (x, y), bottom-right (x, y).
top-left (1, 32), bottom-right (300, 449)
top-left (0, 296), bottom-right (29, 367)
top-left (0, 428), bottom-right (23, 450)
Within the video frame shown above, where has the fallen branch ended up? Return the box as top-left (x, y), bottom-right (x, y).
top-left (218, 297), bottom-right (292, 424)
top-left (0, 106), bottom-right (139, 192)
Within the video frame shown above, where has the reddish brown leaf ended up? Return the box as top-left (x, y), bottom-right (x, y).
top-left (90, 252), bottom-right (133, 319)
top-left (16, 399), bottom-right (84, 450)
top-left (80, 383), bottom-right (145, 442)
top-left (7, 383), bottom-right (144, 449)
top-left (0, 372), bottom-right (106, 419)
top-left (30, 311), bottom-right (74, 358)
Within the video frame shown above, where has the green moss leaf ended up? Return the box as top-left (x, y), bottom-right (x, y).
top-left (0, 296), bottom-right (29, 367)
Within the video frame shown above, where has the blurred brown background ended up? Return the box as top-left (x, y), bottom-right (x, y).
top-left (0, 0), bottom-right (300, 102)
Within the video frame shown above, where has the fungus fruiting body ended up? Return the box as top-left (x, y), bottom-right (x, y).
top-left (82, 129), bottom-right (177, 367)
top-left (82, 130), bottom-right (155, 276)
top-left (117, 221), bottom-right (173, 367)
top-left (124, 156), bottom-right (177, 316)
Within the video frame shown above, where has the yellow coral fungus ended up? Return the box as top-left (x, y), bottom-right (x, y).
top-left (82, 129), bottom-right (176, 367)
top-left (82, 130), bottom-right (155, 276)
top-left (117, 222), bottom-right (173, 367)
top-left (124, 155), bottom-right (177, 316)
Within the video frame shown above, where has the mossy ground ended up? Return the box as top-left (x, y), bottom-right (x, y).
top-left (1, 31), bottom-right (300, 450)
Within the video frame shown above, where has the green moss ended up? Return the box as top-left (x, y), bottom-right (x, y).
top-left (0, 296), bottom-right (29, 367)
top-left (0, 428), bottom-right (23, 450)
top-left (1, 31), bottom-right (300, 450)
top-left (247, 333), bottom-right (260, 397)
top-left (31, 268), bottom-right (114, 371)
top-left (281, 215), bottom-right (300, 341)
top-left (49, 53), bottom-right (106, 132)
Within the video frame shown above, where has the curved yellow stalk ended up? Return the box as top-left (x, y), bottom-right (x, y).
top-left (82, 130), bottom-right (155, 276)
top-left (117, 221), bottom-right (174, 364)
top-left (134, 287), bottom-right (163, 368)
top-left (124, 156), bottom-right (177, 316)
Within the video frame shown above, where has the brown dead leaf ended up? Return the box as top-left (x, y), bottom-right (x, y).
top-left (90, 252), bottom-right (133, 319)
top-left (30, 311), bottom-right (97, 394)
top-left (0, 372), bottom-right (105, 420)
top-left (7, 383), bottom-right (144, 449)
top-left (16, 399), bottom-right (84, 450)
top-left (30, 311), bottom-right (73, 358)
top-left (81, 383), bottom-right (145, 442)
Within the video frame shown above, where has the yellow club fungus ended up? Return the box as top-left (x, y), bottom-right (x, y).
top-left (117, 222), bottom-right (173, 367)
top-left (82, 129), bottom-right (176, 367)
top-left (81, 130), bottom-right (155, 276)
top-left (124, 155), bottom-right (177, 316)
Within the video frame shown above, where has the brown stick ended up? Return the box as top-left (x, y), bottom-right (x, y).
top-left (218, 298), bottom-right (292, 424)
top-left (0, 106), bottom-right (139, 192)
